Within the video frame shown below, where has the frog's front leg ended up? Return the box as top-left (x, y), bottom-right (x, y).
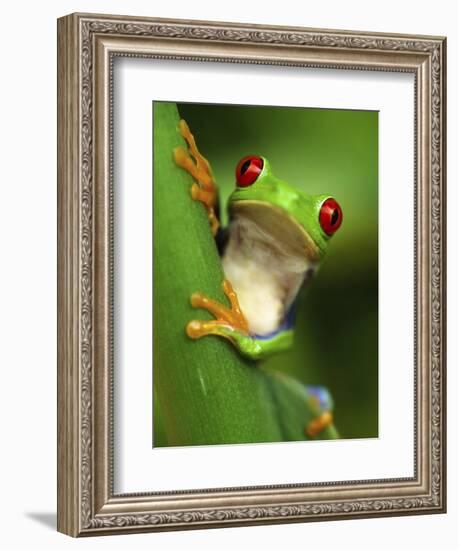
top-left (186, 280), bottom-right (263, 360)
top-left (187, 280), bottom-right (294, 361)
top-left (173, 119), bottom-right (219, 235)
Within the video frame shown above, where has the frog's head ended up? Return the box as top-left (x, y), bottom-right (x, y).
top-left (228, 155), bottom-right (343, 263)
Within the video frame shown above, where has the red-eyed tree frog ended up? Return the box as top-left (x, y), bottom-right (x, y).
top-left (174, 119), bottom-right (343, 363)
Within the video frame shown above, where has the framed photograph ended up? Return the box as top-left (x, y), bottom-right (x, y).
top-left (57, 13), bottom-right (446, 536)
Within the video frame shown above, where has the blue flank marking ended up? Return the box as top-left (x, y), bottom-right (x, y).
top-left (253, 302), bottom-right (297, 341)
top-left (306, 385), bottom-right (333, 412)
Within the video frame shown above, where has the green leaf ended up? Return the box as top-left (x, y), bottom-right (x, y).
top-left (153, 101), bottom-right (338, 447)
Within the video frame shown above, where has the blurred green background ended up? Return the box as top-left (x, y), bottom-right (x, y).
top-left (173, 102), bottom-right (379, 440)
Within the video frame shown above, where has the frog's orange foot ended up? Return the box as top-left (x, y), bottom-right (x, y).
top-left (305, 411), bottom-right (334, 438)
top-left (174, 119), bottom-right (219, 235)
top-left (186, 279), bottom-right (249, 339)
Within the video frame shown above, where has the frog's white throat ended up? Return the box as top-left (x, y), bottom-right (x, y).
top-left (221, 216), bottom-right (315, 336)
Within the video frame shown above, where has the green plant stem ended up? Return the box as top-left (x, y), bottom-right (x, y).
top-left (153, 101), bottom-right (338, 446)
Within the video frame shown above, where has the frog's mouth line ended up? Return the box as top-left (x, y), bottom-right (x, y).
top-left (229, 200), bottom-right (320, 263)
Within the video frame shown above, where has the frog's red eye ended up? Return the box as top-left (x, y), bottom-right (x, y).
top-left (319, 198), bottom-right (343, 236)
top-left (235, 155), bottom-right (264, 187)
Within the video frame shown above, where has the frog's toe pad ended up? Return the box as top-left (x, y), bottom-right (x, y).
top-left (190, 293), bottom-right (204, 308)
top-left (187, 320), bottom-right (203, 338)
top-left (190, 183), bottom-right (201, 201)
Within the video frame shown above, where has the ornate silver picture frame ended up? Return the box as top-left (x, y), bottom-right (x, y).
top-left (57, 12), bottom-right (446, 536)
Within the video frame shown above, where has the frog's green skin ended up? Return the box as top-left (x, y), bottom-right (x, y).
top-left (215, 157), bottom-right (337, 360)
top-left (228, 157), bottom-right (332, 260)
top-left (174, 122), bottom-right (341, 362)
top-left (210, 322), bottom-right (294, 361)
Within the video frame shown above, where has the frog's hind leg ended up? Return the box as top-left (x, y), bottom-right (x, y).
top-left (306, 411), bottom-right (334, 438)
top-left (304, 385), bottom-right (335, 438)
top-left (174, 119), bottom-right (219, 235)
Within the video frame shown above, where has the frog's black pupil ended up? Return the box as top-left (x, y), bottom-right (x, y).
top-left (240, 160), bottom-right (251, 175)
top-left (331, 208), bottom-right (339, 225)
